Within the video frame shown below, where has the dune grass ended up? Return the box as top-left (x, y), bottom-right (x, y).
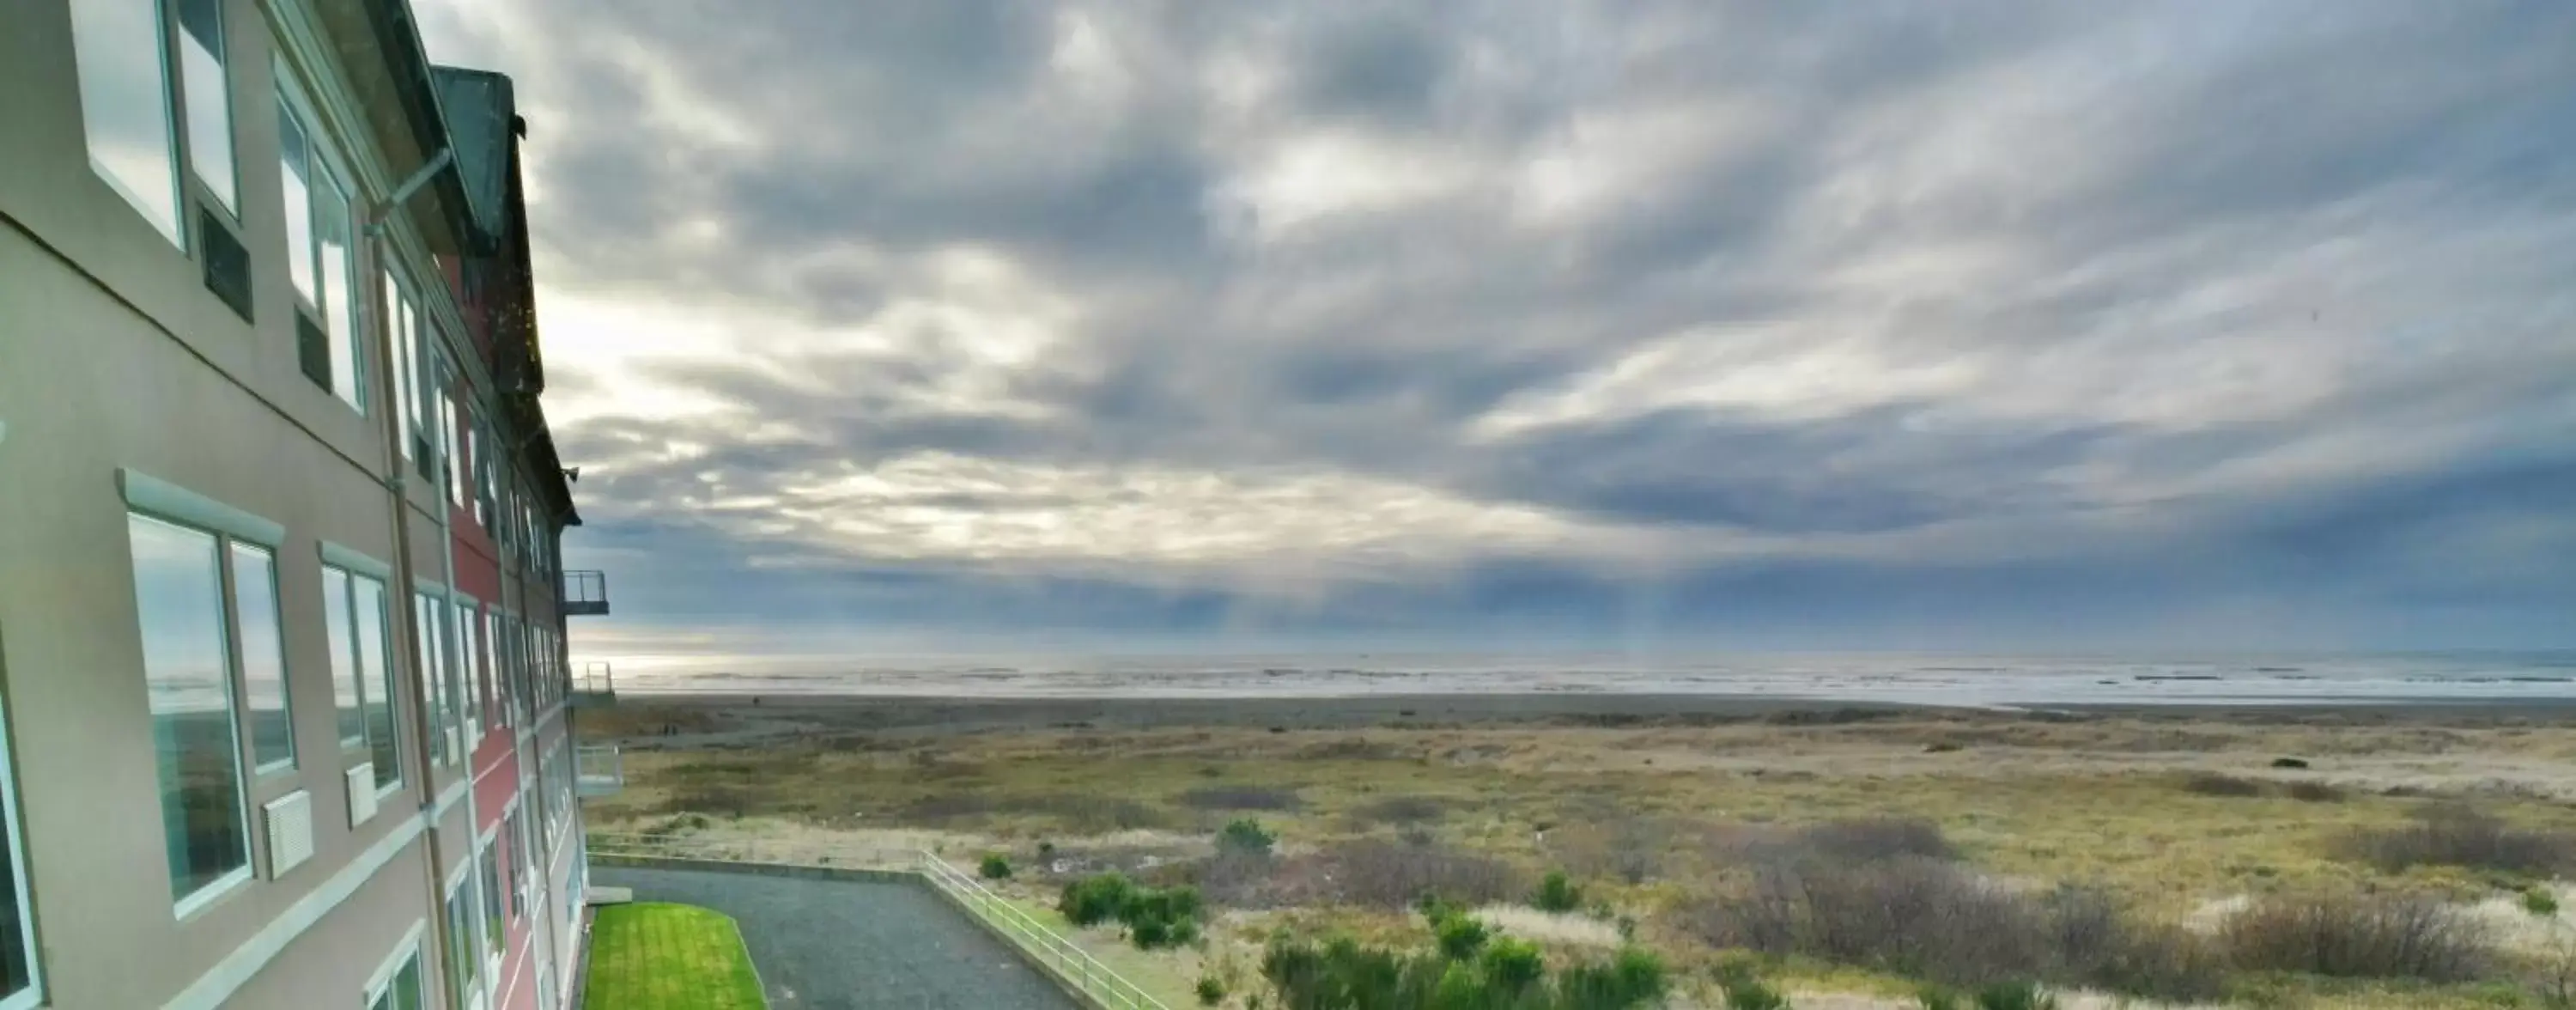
top-left (587, 709), bottom-right (2576, 1008)
top-left (586, 903), bottom-right (764, 1010)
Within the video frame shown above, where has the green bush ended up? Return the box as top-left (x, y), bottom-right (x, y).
top-left (2529, 888), bottom-right (2562, 917)
top-left (1060, 873), bottom-right (1205, 949)
top-left (1722, 972), bottom-right (1790, 1010)
top-left (979, 854), bottom-right (1012, 879)
top-left (1916, 987), bottom-right (1962, 1010)
top-left (1534, 870), bottom-right (1585, 913)
top-left (1558, 948), bottom-right (1667, 1009)
top-left (1260, 928), bottom-right (1665, 1010)
top-left (1481, 937), bottom-right (1545, 993)
top-left (1433, 911), bottom-right (1490, 961)
top-left (1059, 873), bottom-right (1135, 927)
top-left (1195, 976), bottom-right (1226, 1007)
top-left (1218, 818), bottom-right (1279, 857)
top-left (1972, 981), bottom-right (2056, 1010)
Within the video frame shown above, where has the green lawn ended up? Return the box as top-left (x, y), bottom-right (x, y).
top-left (586, 903), bottom-right (766, 1010)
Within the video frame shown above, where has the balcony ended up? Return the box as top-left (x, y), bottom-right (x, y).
top-left (564, 569), bottom-right (610, 616)
top-left (576, 745), bottom-right (624, 797)
top-left (571, 661), bottom-right (617, 708)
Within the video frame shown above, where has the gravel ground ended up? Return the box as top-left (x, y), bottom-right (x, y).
top-left (594, 866), bottom-right (1078, 1010)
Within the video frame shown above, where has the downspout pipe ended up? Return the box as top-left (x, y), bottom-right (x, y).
top-left (367, 149), bottom-right (466, 1002)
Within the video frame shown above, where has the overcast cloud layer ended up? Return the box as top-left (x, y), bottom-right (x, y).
top-left (418, 0), bottom-right (2576, 654)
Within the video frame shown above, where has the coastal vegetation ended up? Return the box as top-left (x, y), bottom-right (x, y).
top-left (582, 703), bottom-right (2576, 1007)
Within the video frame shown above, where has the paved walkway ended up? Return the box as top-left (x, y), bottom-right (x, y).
top-left (593, 866), bottom-right (1078, 1010)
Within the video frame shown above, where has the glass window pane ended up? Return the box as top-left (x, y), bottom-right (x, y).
top-left (479, 847), bottom-right (502, 956)
top-left (393, 959), bottom-right (422, 1010)
top-left (176, 0), bottom-right (234, 214)
top-left (388, 275), bottom-right (416, 459)
top-left (70, 0), bottom-right (183, 245)
top-left (229, 543), bottom-right (292, 770)
top-left (323, 567), bottom-right (363, 744)
top-left (415, 597), bottom-right (447, 765)
top-left (126, 514), bottom-right (248, 904)
top-left (355, 576), bottom-right (400, 789)
top-left (317, 166), bottom-right (360, 411)
top-left (277, 100), bottom-right (315, 304)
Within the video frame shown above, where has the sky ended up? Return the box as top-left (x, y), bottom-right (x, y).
top-left (414, 1), bottom-right (2576, 660)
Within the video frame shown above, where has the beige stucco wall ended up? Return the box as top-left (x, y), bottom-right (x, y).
top-left (0, 1), bottom-right (588, 1007)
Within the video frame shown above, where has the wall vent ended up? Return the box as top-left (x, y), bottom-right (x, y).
top-left (346, 764), bottom-right (378, 826)
top-left (264, 790), bottom-right (315, 877)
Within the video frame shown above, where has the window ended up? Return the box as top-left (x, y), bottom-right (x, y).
top-left (125, 513), bottom-right (251, 910)
top-left (355, 576), bottom-right (398, 789)
top-left (323, 563), bottom-right (401, 793)
top-left (69, 0), bottom-right (184, 245)
top-left (230, 543), bottom-right (292, 771)
top-left (320, 567), bottom-right (362, 745)
top-left (478, 842), bottom-right (502, 962)
top-left (0, 646), bottom-right (47, 1007)
top-left (413, 593), bottom-right (450, 765)
top-left (386, 273), bottom-right (418, 463)
top-left (454, 599), bottom-right (481, 744)
top-left (365, 949), bottom-right (422, 1010)
top-left (175, 0), bottom-right (235, 215)
top-left (442, 880), bottom-right (479, 1010)
top-left (501, 810), bottom-right (523, 919)
top-left (278, 88), bottom-right (361, 411)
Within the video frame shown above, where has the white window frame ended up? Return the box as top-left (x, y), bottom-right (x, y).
top-left (68, 0), bottom-right (186, 246)
top-left (275, 62), bottom-right (367, 414)
top-left (361, 922), bottom-right (427, 1010)
top-left (442, 861), bottom-right (485, 1010)
top-left (119, 472), bottom-right (280, 920)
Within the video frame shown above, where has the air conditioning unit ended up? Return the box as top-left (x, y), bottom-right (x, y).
top-left (346, 764), bottom-right (379, 826)
top-left (264, 790), bottom-right (315, 877)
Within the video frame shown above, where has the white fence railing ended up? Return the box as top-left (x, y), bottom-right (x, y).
top-left (584, 834), bottom-right (1170, 1010)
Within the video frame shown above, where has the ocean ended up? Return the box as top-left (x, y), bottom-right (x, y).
top-left (595, 651), bottom-right (2576, 707)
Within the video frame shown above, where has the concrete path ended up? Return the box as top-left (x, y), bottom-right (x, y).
top-left (593, 866), bottom-right (1078, 1010)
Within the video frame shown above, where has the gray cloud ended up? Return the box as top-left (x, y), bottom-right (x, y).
top-left (419, 0), bottom-right (2576, 647)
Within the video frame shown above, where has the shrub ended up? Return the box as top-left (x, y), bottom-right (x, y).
top-left (1132, 917), bottom-right (1172, 949)
top-left (1916, 987), bottom-right (1963, 1010)
top-left (2528, 887), bottom-right (2561, 917)
top-left (1182, 785), bottom-right (1304, 812)
top-left (1684, 861), bottom-right (2222, 1001)
top-left (2180, 772), bottom-right (2265, 798)
top-left (1972, 981), bottom-right (2056, 1010)
top-left (1558, 948), bottom-right (1667, 1009)
top-left (1481, 937), bottom-right (1545, 993)
top-left (979, 854), bottom-right (1012, 879)
top-left (1195, 975), bottom-right (1226, 1007)
top-left (2220, 890), bottom-right (2492, 981)
top-left (1218, 818), bottom-right (1279, 858)
top-left (2285, 780), bottom-right (2346, 803)
top-left (1721, 972), bottom-right (1790, 1010)
top-left (1433, 910), bottom-right (1491, 960)
top-left (2270, 757), bottom-right (2311, 770)
top-left (1322, 839), bottom-right (1522, 909)
top-left (2343, 805), bottom-right (2576, 876)
top-left (1060, 873), bottom-right (1136, 927)
top-left (1534, 870), bottom-right (1585, 913)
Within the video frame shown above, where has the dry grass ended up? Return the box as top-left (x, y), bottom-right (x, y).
top-left (584, 706), bottom-right (2576, 1008)
top-left (2219, 890), bottom-right (2494, 981)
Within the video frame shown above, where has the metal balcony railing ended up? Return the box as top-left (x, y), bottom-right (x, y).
top-left (563, 570), bottom-right (610, 616)
top-left (571, 661), bottom-right (616, 707)
top-left (574, 745), bottom-right (623, 797)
